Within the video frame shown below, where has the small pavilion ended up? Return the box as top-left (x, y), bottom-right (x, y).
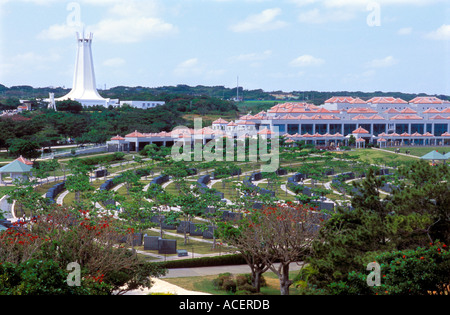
top-left (0, 156), bottom-right (34, 185)
top-left (420, 150), bottom-right (447, 165)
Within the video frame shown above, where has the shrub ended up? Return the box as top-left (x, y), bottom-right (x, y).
top-left (235, 274), bottom-right (248, 287)
top-left (223, 279), bottom-right (237, 293)
top-left (211, 272), bottom-right (267, 295)
top-left (0, 259), bottom-right (110, 295)
top-left (237, 284), bottom-right (258, 295)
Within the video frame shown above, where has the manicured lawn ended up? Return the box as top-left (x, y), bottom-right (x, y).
top-left (338, 149), bottom-right (418, 165)
top-left (211, 180), bottom-right (241, 201)
top-left (163, 270), bottom-right (302, 295)
top-left (63, 179), bottom-right (106, 206)
top-left (137, 229), bottom-right (233, 256)
top-left (0, 186), bottom-right (17, 198)
top-left (383, 146), bottom-right (450, 157)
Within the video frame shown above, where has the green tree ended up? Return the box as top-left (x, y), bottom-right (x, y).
top-left (8, 139), bottom-right (41, 160)
top-left (65, 159), bottom-right (95, 205)
top-left (56, 100), bottom-right (83, 114)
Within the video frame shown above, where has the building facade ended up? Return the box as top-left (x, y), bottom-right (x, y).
top-left (107, 96), bottom-right (450, 151)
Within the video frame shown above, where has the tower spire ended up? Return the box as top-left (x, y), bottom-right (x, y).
top-left (56, 31), bottom-right (108, 106)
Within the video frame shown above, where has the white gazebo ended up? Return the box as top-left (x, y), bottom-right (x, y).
top-left (0, 157), bottom-right (34, 185)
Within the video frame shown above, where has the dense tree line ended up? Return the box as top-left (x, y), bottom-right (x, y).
top-left (0, 94), bottom-right (238, 155)
top-left (2, 84), bottom-right (448, 106)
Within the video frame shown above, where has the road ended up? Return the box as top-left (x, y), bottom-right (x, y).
top-left (163, 262), bottom-right (305, 278)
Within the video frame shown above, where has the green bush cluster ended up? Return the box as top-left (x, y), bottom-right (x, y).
top-left (79, 153), bottom-right (126, 166)
top-left (213, 165), bottom-right (241, 179)
top-left (212, 273), bottom-right (267, 295)
top-left (0, 260), bottom-right (110, 295)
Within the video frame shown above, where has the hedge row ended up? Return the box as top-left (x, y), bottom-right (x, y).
top-left (155, 254), bottom-right (246, 269)
top-left (79, 153), bottom-right (125, 166)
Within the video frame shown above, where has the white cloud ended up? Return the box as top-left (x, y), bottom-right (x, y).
top-left (0, 51), bottom-right (61, 77)
top-left (288, 0), bottom-right (318, 6)
top-left (37, 24), bottom-right (78, 40)
top-left (37, 0), bottom-right (177, 43)
top-left (290, 55), bottom-right (324, 67)
top-left (230, 8), bottom-right (287, 32)
top-left (322, 0), bottom-right (443, 9)
top-left (173, 58), bottom-right (203, 77)
top-left (366, 56), bottom-right (398, 68)
top-left (426, 24), bottom-right (450, 40)
top-left (298, 8), bottom-right (355, 23)
top-left (92, 17), bottom-right (176, 43)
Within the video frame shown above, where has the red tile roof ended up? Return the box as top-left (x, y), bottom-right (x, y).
top-left (212, 118), bottom-right (229, 125)
top-left (430, 115), bottom-right (447, 120)
top-left (325, 97), bottom-right (355, 103)
top-left (367, 97), bottom-right (408, 104)
top-left (126, 130), bottom-right (146, 138)
top-left (352, 114), bottom-right (370, 120)
top-left (368, 115), bottom-right (385, 120)
top-left (350, 98), bottom-right (367, 104)
top-left (258, 128), bottom-right (273, 135)
top-left (390, 114), bottom-right (423, 120)
top-left (410, 97), bottom-right (443, 104)
top-left (400, 108), bottom-right (418, 114)
top-left (353, 127), bottom-right (370, 134)
top-left (16, 156), bottom-right (33, 166)
top-left (423, 108), bottom-right (442, 114)
top-left (237, 121), bottom-right (256, 125)
top-left (384, 108), bottom-right (400, 114)
top-left (346, 107), bottom-right (378, 114)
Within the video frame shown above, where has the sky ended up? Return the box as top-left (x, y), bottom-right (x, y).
top-left (1, 0), bottom-right (450, 95)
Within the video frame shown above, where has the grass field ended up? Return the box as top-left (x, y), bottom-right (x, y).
top-left (0, 186), bottom-right (16, 198)
top-left (163, 270), bottom-right (302, 295)
top-left (137, 229), bottom-right (232, 256)
top-left (383, 146), bottom-right (450, 157)
top-left (337, 149), bottom-right (418, 165)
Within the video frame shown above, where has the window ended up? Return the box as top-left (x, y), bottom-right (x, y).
top-left (411, 124), bottom-right (424, 134)
top-left (329, 124), bottom-right (343, 134)
top-left (315, 124), bottom-right (328, 135)
top-left (301, 124), bottom-right (313, 135)
top-left (274, 124), bottom-right (286, 133)
top-left (434, 124), bottom-right (448, 136)
top-left (344, 124), bottom-right (357, 136)
top-left (395, 124), bottom-right (409, 134)
top-left (288, 124), bottom-right (299, 135)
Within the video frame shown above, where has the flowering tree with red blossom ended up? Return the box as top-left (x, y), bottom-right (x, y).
top-left (327, 242), bottom-right (450, 295)
top-left (219, 202), bottom-right (323, 295)
top-left (0, 204), bottom-right (166, 295)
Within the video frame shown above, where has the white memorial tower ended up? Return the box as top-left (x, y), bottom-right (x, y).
top-left (56, 31), bottom-right (117, 107)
